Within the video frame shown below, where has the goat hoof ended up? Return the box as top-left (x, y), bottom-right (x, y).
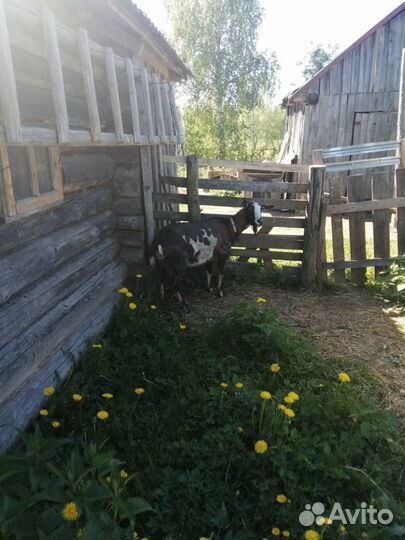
top-left (217, 290), bottom-right (224, 298)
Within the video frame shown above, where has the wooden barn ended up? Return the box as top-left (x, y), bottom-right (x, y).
top-left (0, 0), bottom-right (189, 451)
top-left (280, 2), bottom-right (405, 184)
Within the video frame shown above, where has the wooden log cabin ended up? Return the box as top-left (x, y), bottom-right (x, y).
top-left (0, 0), bottom-right (190, 451)
top-left (280, 2), bottom-right (405, 192)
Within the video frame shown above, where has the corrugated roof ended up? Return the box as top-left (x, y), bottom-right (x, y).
top-left (112, 0), bottom-right (192, 79)
top-left (285, 1), bottom-right (405, 102)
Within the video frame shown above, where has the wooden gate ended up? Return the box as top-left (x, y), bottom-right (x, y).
top-left (149, 155), bottom-right (325, 287)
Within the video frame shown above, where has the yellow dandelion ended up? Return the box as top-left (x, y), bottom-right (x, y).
top-left (254, 440), bottom-right (268, 454)
top-left (284, 408), bottom-right (295, 418)
top-left (272, 528), bottom-right (281, 536)
top-left (305, 531), bottom-right (320, 540)
top-left (97, 410), bottom-right (109, 420)
top-left (260, 390), bottom-right (272, 400)
top-left (136, 274), bottom-right (143, 279)
top-left (220, 382), bottom-right (228, 390)
top-left (72, 394), bottom-right (82, 402)
top-left (92, 344), bottom-right (102, 350)
top-left (62, 501), bottom-right (79, 521)
top-left (338, 372), bottom-right (351, 383)
top-left (43, 386), bottom-right (55, 397)
top-left (237, 426), bottom-right (244, 434)
top-left (150, 304), bottom-right (157, 310)
top-left (39, 409), bottom-right (48, 416)
top-left (179, 323), bottom-right (187, 330)
top-left (120, 469), bottom-right (128, 479)
top-left (256, 297), bottom-right (267, 303)
top-left (287, 391), bottom-right (300, 402)
top-left (324, 517), bottom-right (332, 525)
top-left (235, 383), bottom-right (244, 389)
top-left (276, 494), bottom-right (287, 504)
top-left (339, 525), bottom-right (347, 536)
top-left (51, 421), bottom-right (60, 428)
top-left (129, 303), bottom-right (137, 310)
top-left (118, 287), bottom-right (129, 294)
top-left (278, 404), bottom-right (287, 412)
top-left (126, 292), bottom-right (133, 298)
top-left (102, 393), bottom-right (113, 399)
top-left (134, 387), bottom-right (145, 395)
top-left (282, 532), bottom-right (291, 538)
top-left (284, 395), bottom-right (295, 404)
top-left (271, 363), bottom-right (280, 373)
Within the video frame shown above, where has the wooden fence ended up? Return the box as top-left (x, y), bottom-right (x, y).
top-left (313, 139), bottom-right (405, 283)
top-left (152, 155), bottom-right (325, 287)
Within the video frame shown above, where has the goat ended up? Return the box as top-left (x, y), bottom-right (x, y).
top-left (149, 200), bottom-right (263, 309)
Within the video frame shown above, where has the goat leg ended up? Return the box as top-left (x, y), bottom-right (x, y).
top-left (216, 254), bottom-right (228, 298)
top-left (206, 261), bottom-right (213, 293)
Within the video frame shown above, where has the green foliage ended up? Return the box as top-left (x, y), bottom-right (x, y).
top-left (301, 43), bottom-right (339, 81)
top-left (1, 297), bottom-right (404, 539)
top-left (167, 0), bottom-right (280, 158)
top-left (369, 260), bottom-right (405, 307)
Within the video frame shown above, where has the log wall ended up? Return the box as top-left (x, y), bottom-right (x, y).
top-left (0, 146), bottom-right (147, 452)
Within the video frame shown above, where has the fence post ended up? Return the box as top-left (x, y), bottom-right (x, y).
top-left (301, 166), bottom-right (325, 287)
top-left (140, 146), bottom-right (155, 254)
top-left (397, 168), bottom-right (405, 256)
top-left (186, 155), bottom-right (201, 221)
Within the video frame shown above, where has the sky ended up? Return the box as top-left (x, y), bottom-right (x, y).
top-left (134, 0), bottom-right (402, 102)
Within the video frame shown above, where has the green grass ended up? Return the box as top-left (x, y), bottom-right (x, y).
top-left (0, 297), bottom-right (404, 540)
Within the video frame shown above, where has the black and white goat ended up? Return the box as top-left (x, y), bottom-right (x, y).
top-left (149, 200), bottom-right (263, 309)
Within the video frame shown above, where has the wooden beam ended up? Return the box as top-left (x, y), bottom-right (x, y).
top-left (104, 47), bottom-right (124, 143)
top-left (161, 175), bottom-right (309, 193)
top-left (163, 155), bottom-right (309, 173)
top-left (327, 197), bottom-right (405, 214)
top-left (323, 257), bottom-right (405, 270)
top-left (140, 67), bottom-right (155, 143)
top-left (397, 168), bottom-right (405, 256)
top-left (372, 171), bottom-right (391, 276)
top-left (161, 80), bottom-right (176, 143)
top-left (27, 147), bottom-right (39, 196)
top-left (397, 48), bottom-right (405, 167)
top-left (347, 174), bottom-right (367, 284)
top-left (186, 155), bottom-right (201, 221)
top-left (151, 72), bottom-right (168, 142)
top-left (77, 28), bottom-right (101, 142)
top-left (301, 166), bottom-right (325, 287)
top-left (0, 0), bottom-right (22, 142)
top-left (125, 57), bottom-right (142, 144)
top-left (0, 145), bottom-right (16, 216)
top-left (41, 6), bottom-right (69, 143)
top-left (168, 83), bottom-right (184, 144)
top-left (140, 146), bottom-right (155, 252)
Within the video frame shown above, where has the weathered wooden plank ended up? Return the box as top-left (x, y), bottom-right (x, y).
top-left (0, 145), bottom-right (17, 216)
top-left (0, 260), bottom-right (125, 406)
top-left (41, 6), bottom-right (69, 143)
top-left (0, 238), bottom-right (118, 349)
top-left (327, 197), bottom-right (405, 214)
top-left (397, 49), bottom-right (405, 166)
top-left (140, 67), bottom-right (154, 142)
top-left (397, 168), bottom-right (405, 256)
top-left (125, 57), bottom-right (142, 144)
top-left (323, 256), bottom-right (405, 270)
top-left (161, 80), bottom-right (176, 142)
top-left (0, 210), bottom-right (116, 303)
top-left (162, 155), bottom-right (309, 173)
top-left (0, 294), bottom-right (118, 453)
top-left (328, 172), bottom-right (345, 282)
top-left (116, 215), bottom-right (144, 231)
top-left (301, 167), bottom-right (325, 287)
top-left (372, 171), bottom-right (392, 275)
top-left (140, 146), bottom-right (155, 249)
top-left (112, 197), bottom-right (142, 216)
top-left (235, 234), bottom-right (304, 250)
top-left (0, 187), bottom-right (112, 255)
top-left (104, 47), bottom-right (124, 143)
top-left (0, 0), bottom-right (22, 142)
top-left (120, 246), bottom-right (144, 264)
top-left (113, 230), bottom-right (143, 248)
top-left (230, 248), bottom-right (303, 261)
top-left (186, 156), bottom-right (201, 221)
top-left (61, 151), bottom-right (115, 192)
top-left (161, 175), bottom-right (308, 193)
top-left (152, 191), bottom-right (308, 211)
top-left (348, 175), bottom-right (368, 284)
top-left (77, 27), bottom-right (101, 142)
top-left (151, 72), bottom-right (168, 142)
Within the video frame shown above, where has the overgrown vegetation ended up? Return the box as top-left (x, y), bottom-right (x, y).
top-left (369, 261), bottom-right (405, 309)
top-left (1, 293), bottom-right (404, 539)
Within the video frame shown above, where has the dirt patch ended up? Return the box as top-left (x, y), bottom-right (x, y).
top-left (186, 284), bottom-right (405, 421)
